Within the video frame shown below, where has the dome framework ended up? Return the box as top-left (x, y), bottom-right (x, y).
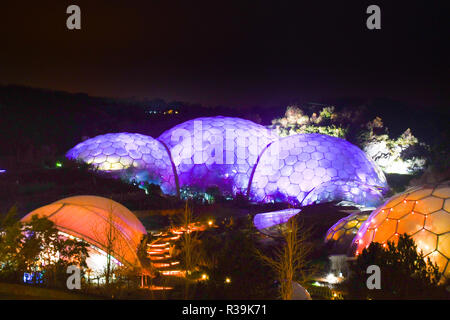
top-left (66, 117), bottom-right (388, 208)
top-left (248, 133), bottom-right (387, 205)
top-left (353, 182), bottom-right (450, 280)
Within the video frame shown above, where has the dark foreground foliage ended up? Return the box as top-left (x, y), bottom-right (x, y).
top-left (341, 234), bottom-right (449, 299)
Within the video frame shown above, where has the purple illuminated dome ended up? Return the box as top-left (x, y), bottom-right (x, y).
top-left (248, 133), bottom-right (388, 205)
top-left (66, 118), bottom-right (388, 207)
top-left (66, 133), bottom-right (177, 194)
top-left (158, 116), bottom-right (278, 195)
top-left (302, 179), bottom-right (384, 207)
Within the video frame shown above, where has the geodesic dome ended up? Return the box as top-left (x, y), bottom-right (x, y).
top-left (21, 196), bottom-right (147, 269)
top-left (303, 180), bottom-right (384, 207)
top-left (158, 116), bottom-right (277, 195)
top-left (248, 133), bottom-right (388, 205)
top-left (353, 181), bottom-right (450, 279)
top-left (325, 211), bottom-right (370, 254)
top-left (66, 133), bottom-right (177, 194)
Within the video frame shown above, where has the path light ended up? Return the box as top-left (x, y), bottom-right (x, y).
top-left (325, 273), bottom-right (339, 284)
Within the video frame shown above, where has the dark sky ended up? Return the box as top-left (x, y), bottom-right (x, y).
top-left (0, 1), bottom-right (448, 109)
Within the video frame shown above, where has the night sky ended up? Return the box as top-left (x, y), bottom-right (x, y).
top-left (0, 1), bottom-right (448, 109)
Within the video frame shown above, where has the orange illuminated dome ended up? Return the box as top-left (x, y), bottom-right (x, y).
top-left (21, 196), bottom-right (147, 270)
top-left (325, 211), bottom-right (370, 254)
top-left (353, 181), bottom-right (450, 279)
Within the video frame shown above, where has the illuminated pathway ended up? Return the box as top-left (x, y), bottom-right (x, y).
top-left (145, 222), bottom-right (208, 291)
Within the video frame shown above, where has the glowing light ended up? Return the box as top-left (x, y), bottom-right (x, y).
top-left (161, 270), bottom-right (185, 277)
top-left (150, 256), bottom-right (165, 261)
top-left (149, 243), bottom-right (169, 248)
top-left (312, 281), bottom-right (322, 287)
top-left (55, 161), bottom-right (62, 168)
top-left (152, 263), bottom-right (170, 268)
top-left (148, 285), bottom-right (173, 290)
top-left (253, 208), bottom-right (300, 230)
top-left (225, 277), bottom-right (231, 284)
top-left (148, 251), bottom-right (164, 255)
top-left (325, 273), bottom-right (339, 284)
top-left (208, 220), bottom-right (213, 226)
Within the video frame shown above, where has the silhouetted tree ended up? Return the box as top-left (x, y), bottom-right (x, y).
top-left (342, 234), bottom-right (448, 299)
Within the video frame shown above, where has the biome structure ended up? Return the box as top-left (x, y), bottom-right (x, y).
top-left (158, 116), bottom-right (278, 195)
top-left (353, 181), bottom-right (450, 280)
top-left (66, 132), bottom-right (177, 195)
top-left (67, 116), bottom-right (388, 207)
top-left (248, 133), bottom-right (387, 205)
top-left (325, 211), bottom-right (370, 254)
top-left (21, 196), bottom-right (147, 274)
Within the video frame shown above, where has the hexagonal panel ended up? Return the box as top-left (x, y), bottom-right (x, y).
top-left (373, 219), bottom-right (398, 243)
top-left (425, 210), bottom-right (450, 234)
top-left (412, 230), bottom-right (437, 256)
top-left (437, 233), bottom-right (450, 257)
top-left (388, 201), bottom-right (415, 219)
top-left (397, 213), bottom-right (425, 235)
top-left (432, 186), bottom-right (450, 198)
top-left (415, 197), bottom-right (444, 214)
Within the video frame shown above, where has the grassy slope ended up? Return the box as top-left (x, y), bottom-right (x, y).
top-left (0, 283), bottom-right (98, 300)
